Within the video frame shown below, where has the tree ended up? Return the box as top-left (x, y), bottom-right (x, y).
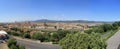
top-left (10, 44), bottom-right (18, 49)
top-left (51, 32), bottom-right (59, 42)
top-left (43, 33), bottom-right (51, 42)
top-left (93, 27), bottom-right (104, 33)
top-left (32, 33), bottom-right (45, 42)
top-left (112, 21), bottom-right (120, 27)
top-left (23, 33), bottom-right (30, 38)
top-left (112, 22), bottom-right (120, 30)
top-left (7, 38), bottom-right (26, 49)
top-left (57, 30), bottom-right (68, 40)
top-left (8, 31), bottom-right (21, 36)
top-left (59, 32), bottom-right (107, 49)
top-left (84, 29), bottom-right (93, 34)
top-left (7, 38), bottom-right (17, 47)
top-left (11, 27), bottom-right (20, 31)
top-left (100, 24), bottom-right (114, 32)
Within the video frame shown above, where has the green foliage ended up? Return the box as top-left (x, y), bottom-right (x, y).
top-left (57, 30), bottom-right (68, 40)
top-left (93, 27), bottom-right (104, 33)
top-left (10, 44), bottom-right (18, 49)
top-left (85, 24), bottom-right (117, 34)
top-left (7, 38), bottom-right (25, 49)
top-left (51, 30), bottom-right (77, 42)
top-left (8, 31), bottom-right (21, 36)
top-left (32, 33), bottom-right (45, 42)
top-left (43, 33), bottom-right (51, 42)
top-left (23, 33), bottom-right (30, 38)
top-left (11, 27), bottom-right (21, 31)
top-left (84, 29), bottom-right (93, 34)
top-left (59, 33), bottom-right (107, 49)
top-left (112, 22), bottom-right (120, 27)
top-left (51, 32), bottom-right (59, 42)
top-left (104, 30), bottom-right (118, 41)
top-left (19, 46), bottom-right (25, 49)
top-left (7, 38), bottom-right (17, 47)
top-left (12, 32), bottom-right (20, 36)
top-left (100, 24), bottom-right (114, 32)
top-left (112, 22), bottom-right (120, 30)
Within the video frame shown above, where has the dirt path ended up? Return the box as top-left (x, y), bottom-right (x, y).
top-left (107, 30), bottom-right (120, 49)
top-left (0, 43), bottom-right (9, 49)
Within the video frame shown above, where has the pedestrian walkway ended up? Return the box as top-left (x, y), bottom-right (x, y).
top-left (107, 30), bottom-right (120, 49)
top-left (0, 43), bottom-right (9, 49)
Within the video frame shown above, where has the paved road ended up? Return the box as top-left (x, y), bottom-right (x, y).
top-left (16, 38), bottom-right (60, 49)
top-left (107, 30), bottom-right (120, 49)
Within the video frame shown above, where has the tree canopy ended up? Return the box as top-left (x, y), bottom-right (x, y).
top-left (59, 32), bottom-right (107, 49)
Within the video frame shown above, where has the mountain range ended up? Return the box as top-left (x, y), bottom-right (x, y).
top-left (32, 19), bottom-right (112, 23)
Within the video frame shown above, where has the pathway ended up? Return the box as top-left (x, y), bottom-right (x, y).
top-left (107, 30), bottom-right (120, 49)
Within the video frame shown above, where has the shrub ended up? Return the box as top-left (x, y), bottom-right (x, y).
top-left (7, 38), bottom-right (17, 47)
top-left (19, 46), bottom-right (25, 49)
top-left (60, 32), bottom-right (107, 49)
top-left (84, 29), bottom-right (93, 34)
top-left (23, 33), bottom-right (30, 38)
top-left (7, 38), bottom-right (26, 49)
top-left (32, 33), bottom-right (45, 42)
top-left (9, 31), bottom-right (20, 36)
top-left (10, 44), bottom-right (18, 49)
top-left (51, 32), bottom-right (59, 42)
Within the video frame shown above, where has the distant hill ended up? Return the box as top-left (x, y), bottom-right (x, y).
top-left (33, 19), bottom-right (112, 23)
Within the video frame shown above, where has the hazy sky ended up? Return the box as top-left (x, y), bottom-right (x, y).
top-left (0, 0), bottom-right (120, 22)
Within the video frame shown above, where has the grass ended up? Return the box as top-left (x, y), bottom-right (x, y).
top-left (105, 27), bottom-right (120, 40)
top-left (103, 30), bottom-right (119, 41)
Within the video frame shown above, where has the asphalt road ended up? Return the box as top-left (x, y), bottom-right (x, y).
top-left (16, 39), bottom-right (60, 49)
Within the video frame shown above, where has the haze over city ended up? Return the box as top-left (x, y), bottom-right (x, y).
top-left (0, 0), bottom-right (120, 22)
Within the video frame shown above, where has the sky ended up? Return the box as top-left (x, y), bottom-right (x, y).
top-left (0, 0), bottom-right (120, 22)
